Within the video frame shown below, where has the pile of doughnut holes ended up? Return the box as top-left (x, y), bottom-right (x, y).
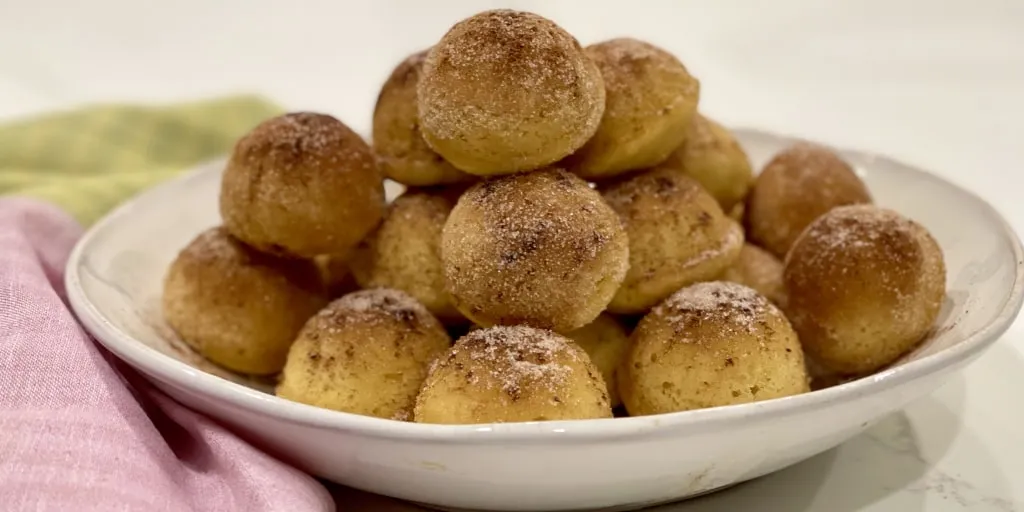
top-left (162, 9), bottom-right (946, 425)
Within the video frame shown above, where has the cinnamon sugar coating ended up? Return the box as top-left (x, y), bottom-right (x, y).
top-left (620, 282), bottom-right (809, 416)
top-left (783, 205), bottom-right (946, 375)
top-left (373, 50), bottom-right (474, 186)
top-left (600, 167), bottom-right (743, 314)
top-left (565, 38), bottom-right (700, 180)
top-left (417, 10), bottom-right (605, 175)
top-left (163, 227), bottom-right (327, 375)
top-left (349, 188), bottom-right (463, 323)
top-left (745, 142), bottom-right (871, 258)
top-left (276, 289), bottom-right (451, 420)
top-left (662, 113), bottom-right (753, 212)
top-left (414, 325), bottom-right (612, 424)
top-left (442, 168), bottom-right (628, 332)
top-left (220, 112), bottom-right (385, 258)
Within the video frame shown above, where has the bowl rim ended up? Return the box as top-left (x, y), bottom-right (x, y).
top-left (65, 127), bottom-right (1024, 444)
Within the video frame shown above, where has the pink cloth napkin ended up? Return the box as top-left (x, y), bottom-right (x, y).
top-left (0, 198), bottom-right (335, 512)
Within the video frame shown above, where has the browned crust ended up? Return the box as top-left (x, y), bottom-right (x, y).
top-left (162, 227), bottom-right (326, 375)
top-left (600, 167), bottom-right (744, 314)
top-left (372, 50), bottom-right (474, 186)
top-left (441, 168), bottom-right (629, 332)
top-left (745, 142), bottom-right (872, 258)
top-left (565, 37), bottom-right (700, 179)
top-left (417, 9), bottom-right (605, 175)
top-left (783, 205), bottom-right (946, 375)
top-left (220, 112), bottom-right (385, 258)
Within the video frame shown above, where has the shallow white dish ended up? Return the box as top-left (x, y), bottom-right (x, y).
top-left (66, 128), bottom-right (1024, 512)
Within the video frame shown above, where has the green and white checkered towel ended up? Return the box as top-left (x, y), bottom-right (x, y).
top-left (0, 95), bottom-right (282, 225)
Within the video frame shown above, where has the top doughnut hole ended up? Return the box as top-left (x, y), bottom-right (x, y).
top-left (416, 9), bottom-right (606, 176)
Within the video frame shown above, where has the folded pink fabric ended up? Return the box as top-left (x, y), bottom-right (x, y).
top-left (0, 198), bottom-right (334, 512)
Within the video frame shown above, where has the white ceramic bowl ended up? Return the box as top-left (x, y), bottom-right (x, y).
top-left (66, 129), bottom-right (1024, 512)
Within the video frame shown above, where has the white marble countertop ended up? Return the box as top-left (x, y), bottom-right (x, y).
top-left (2, 0), bottom-right (1021, 510)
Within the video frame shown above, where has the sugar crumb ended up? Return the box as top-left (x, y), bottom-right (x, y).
top-left (321, 288), bottom-right (433, 325)
top-left (454, 325), bottom-right (576, 397)
top-left (657, 281), bottom-right (770, 342)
